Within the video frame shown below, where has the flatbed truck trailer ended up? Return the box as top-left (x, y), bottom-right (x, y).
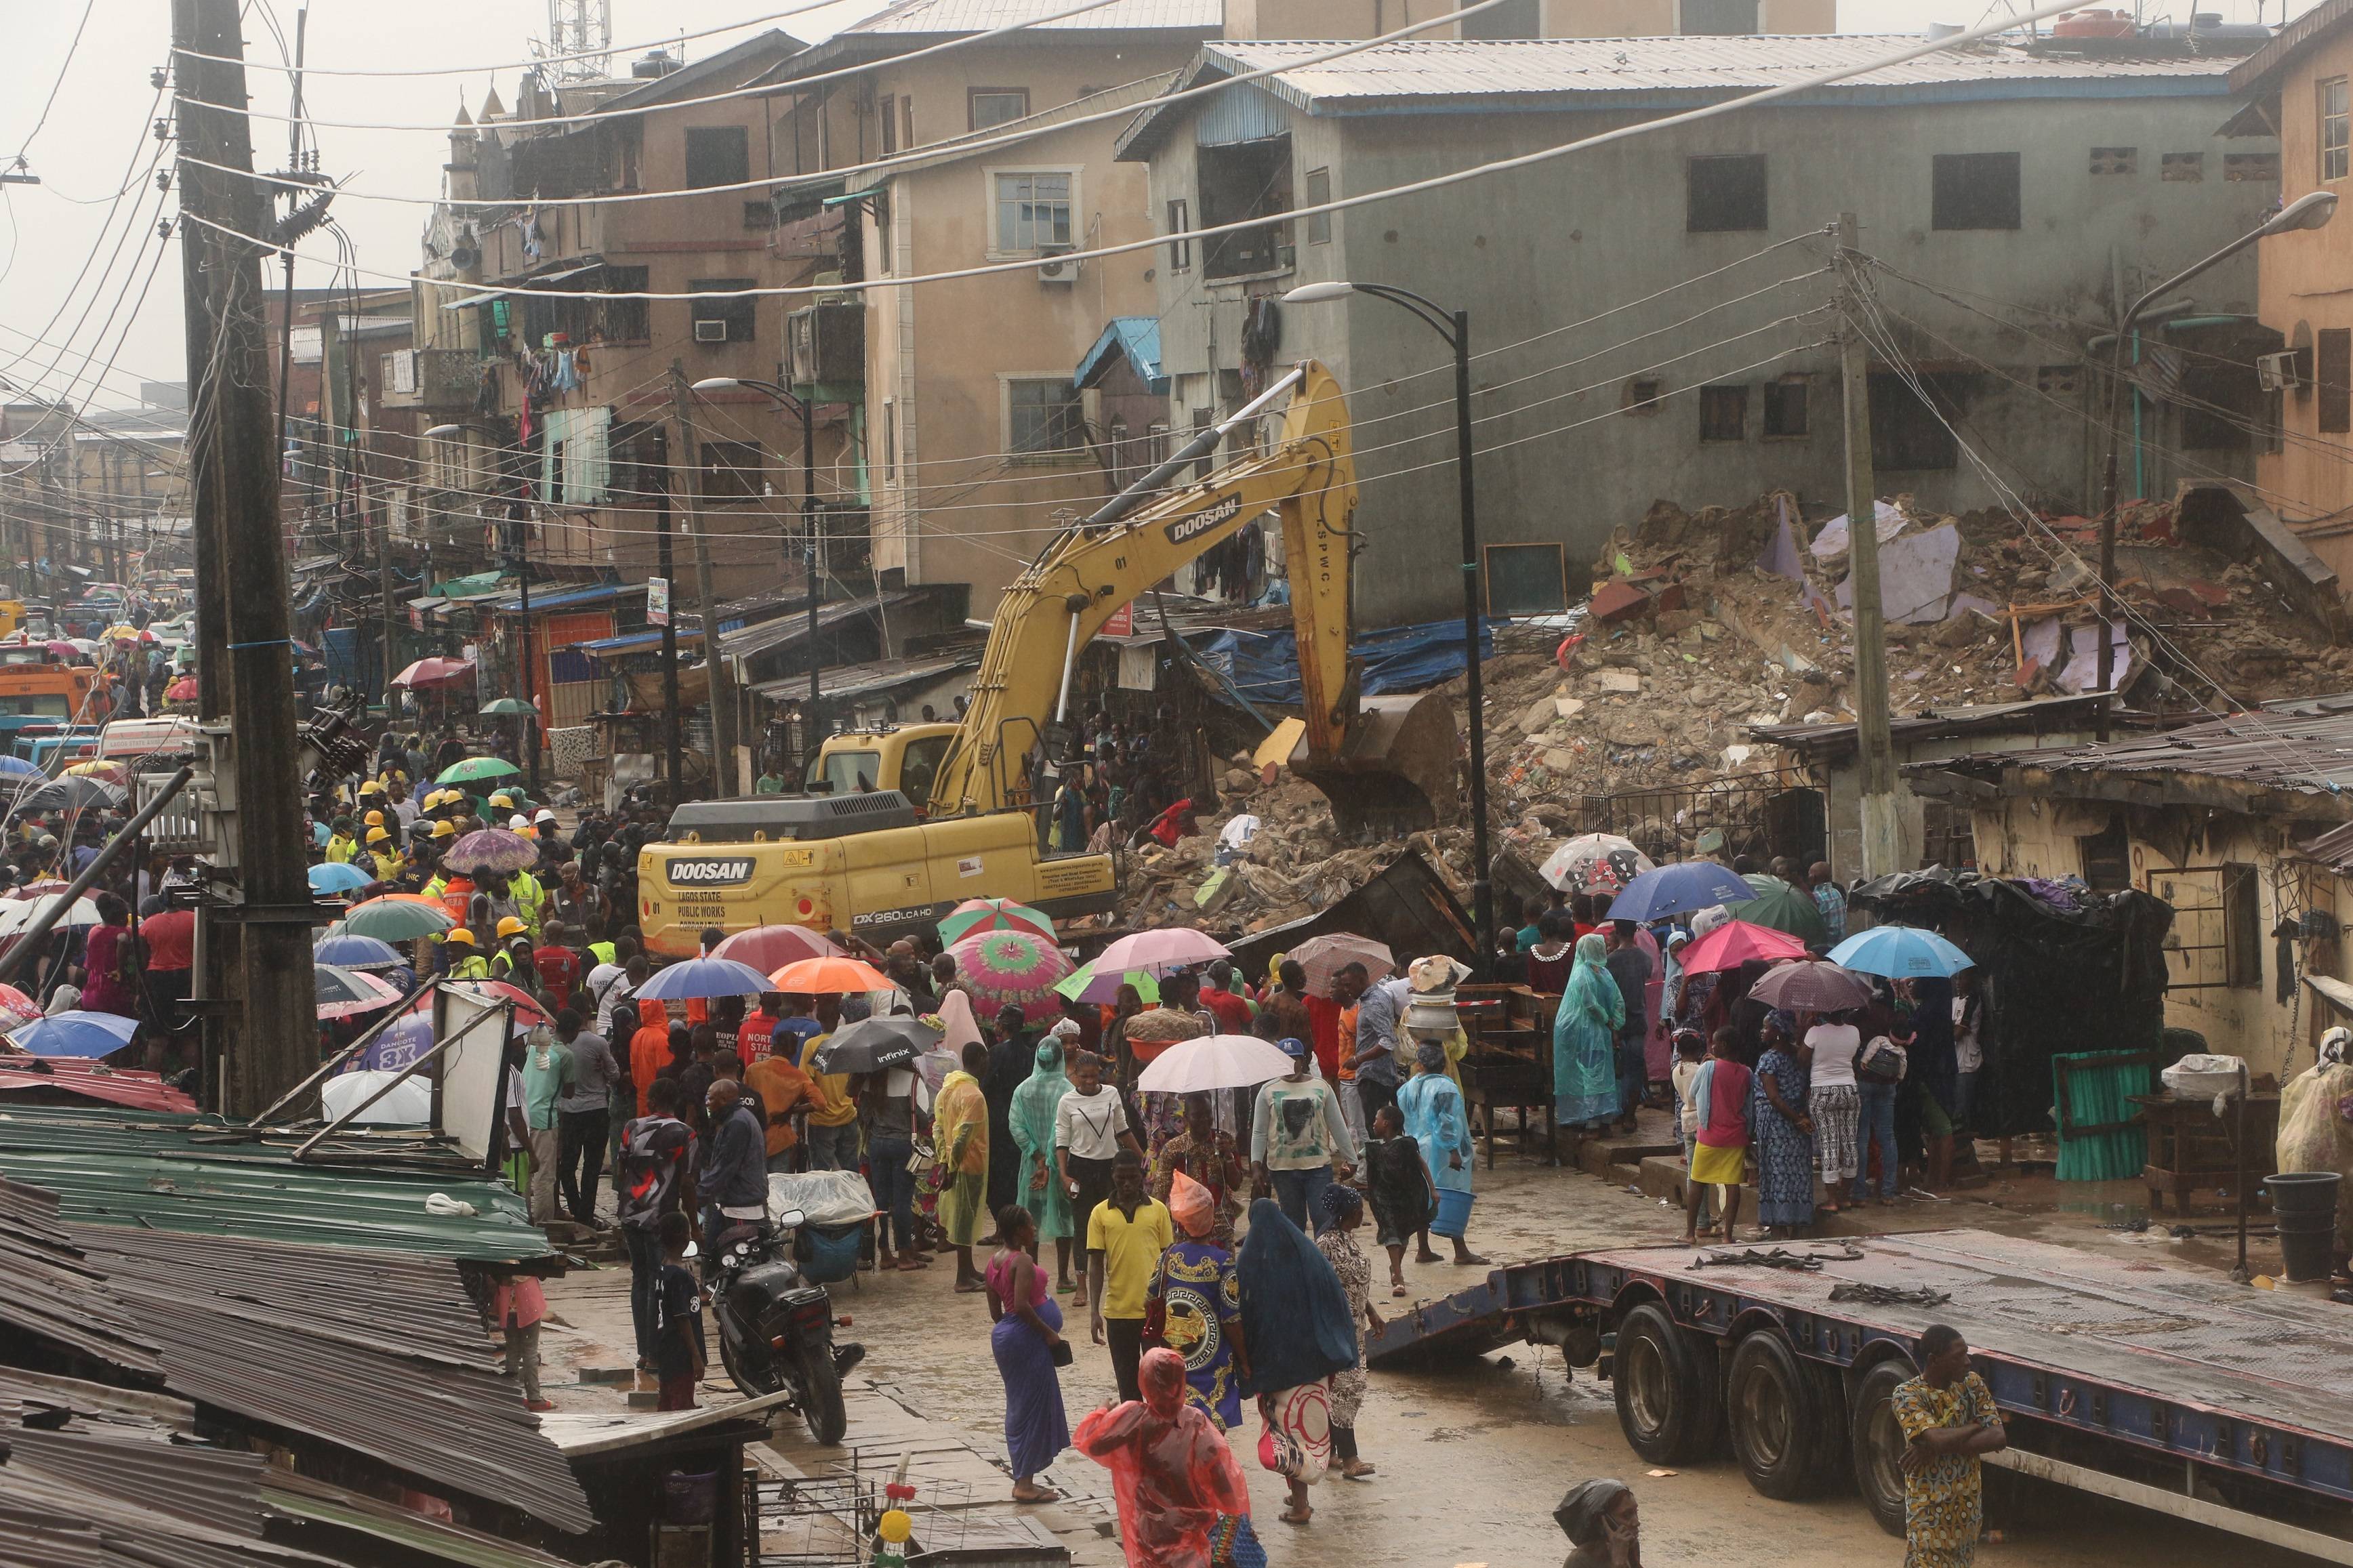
top-left (1364, 1229), bottom-right (2353, 1562)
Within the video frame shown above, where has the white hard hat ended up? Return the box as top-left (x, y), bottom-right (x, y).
top-left (509, 814), bottom-right (531, 831)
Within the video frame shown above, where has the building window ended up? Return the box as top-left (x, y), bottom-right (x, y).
top-left (1006, 378), bottom-right (1086, 455)
top-left (1681, 0), bottom-right (1761, 33)
top-left (1304, 167), bottom-right (1332, 245)
top-left (683, 126), bottom-right (750, 190)
top-left (881, 400), bottom-right (897, 483)
top-left (1698, 385), bottom-right (1747, 442)
top-left (902, 97), bottom-right (916, 151)
top-left (1761, 375), bottom-right (1808, 438)
top-left (2089, 146), bottom-right (2136, 176)
top-left (2225, 151), bottom-right (2278, 182)
top-left (1869, 371), bottom-right (1965, 470)
top-left (699, 440), bottom-right (763, 502)
top-left (2076, 816), bottom-right (2129, 891)
top-left (1686, 153), bottom-right (1767, 232)
top-left (1931, 152), bottom-right (2021, 230)
top-left (2319, 327), bottom-right (2351, 433)
top-left (1458, 0), bottom-right (1541, 36)
top-left (970, 89), bottom-right (1029, 131)
top-left (993, 171), bottom-right (1073, 255)
top-left (1166, 199), bottom-right (1192, 271)
top-left (688, 278), bottom-right (756, 344)
top-left (2161, 151), bottom-right (2205, 182)
top-left (1198, 136), bottom-right (1293, 280)
top-left (743, 199), bottom-right (776, 230)
top-left (2325, 77), bottom-right (2350, 181)
top-left (880, 95), bottom-right (897, 157)
top-left (1621, 377), bottom-right (1663, 416)
top-left (600, 265), bottom-right (650, 342)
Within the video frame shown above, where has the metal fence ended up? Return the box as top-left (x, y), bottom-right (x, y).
top-left (1570, 766), bottom-right (1826, 867)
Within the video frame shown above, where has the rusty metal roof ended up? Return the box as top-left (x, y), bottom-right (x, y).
top-left (0, 1178), bottom-right (163, 1381)
top-left (1925, 695), bottom-right (2353, 814)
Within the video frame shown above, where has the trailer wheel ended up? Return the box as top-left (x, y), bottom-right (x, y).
top-left (1613, 1303), bottom-right (1719, 1464)
top-left (1726, 1329), bottom-right (1833, 1500)
top-left (1849, 1360), bottom-right (1912, 1538)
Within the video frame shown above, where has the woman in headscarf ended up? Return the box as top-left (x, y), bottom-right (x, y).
top-left (1147, 1170), bottom-right (1244, 1431)
top-left (1236, 1199), bottom-right (1356, 1527)
top-left (984, 1203), bottom-right (1068, 1503)
top-left (1553, 932), bottom-right (1625, 1137)
top-left (1009, 1035), bottom-right (1079, 1292)
top-left (1312, 1184), bottom-right (1381, 1481)
top-left (1074, 1346), bottom-right (1251, 1568)
top-left (1397, 1037), bottom-right (1488, 1266)
top-left (2278, 1026), bottom-right (2353, 1268)
top-left (1555, 1478), bottom-right (1642, 1568)
top-left (933, 1040), bottom-right (994, 1292)
top-left (1749, 1010), bottom-right (1816, 1239)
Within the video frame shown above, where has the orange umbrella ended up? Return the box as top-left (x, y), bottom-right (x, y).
top-left (769, 955), bottom-right (891, 994)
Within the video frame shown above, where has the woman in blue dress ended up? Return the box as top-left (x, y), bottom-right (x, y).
top-left (1397, 1038), bottom-right (1488, 1266)
top-left (1748, 1012), bottom-right (1817, 1238)
top-left (985, 1204), bottom-right (1069, 1502)
top-left (1553, 932), bottom-right (1625, 1133)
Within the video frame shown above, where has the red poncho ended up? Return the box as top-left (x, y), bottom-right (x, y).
top-left (1073, 1347), bottom-right (1250, 1568)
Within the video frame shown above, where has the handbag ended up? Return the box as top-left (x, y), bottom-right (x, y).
top-left (1137, 1251), bottom-right (1172, 1348)
top-left (1050, 1338), bottom-right (1076, 1368)
top-left (905, 1138), bottom-right (937, 1179)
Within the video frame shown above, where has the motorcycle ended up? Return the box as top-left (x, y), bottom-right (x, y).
top-left (708, 1207), bottom-right (865, 1445)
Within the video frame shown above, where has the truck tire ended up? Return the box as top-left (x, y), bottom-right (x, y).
top-left (1613, 1303), bottom-right (1720, 1464)
top-left (1726, 1329), bottom-right (1833, 1500)
top-left (796, 1340), bottom-right (848, 1446)
top-left (1849, 1359), bottom-right (1913, 1538)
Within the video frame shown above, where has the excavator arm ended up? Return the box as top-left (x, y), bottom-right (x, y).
top-left (927, 360), bottom-right (1458, 838)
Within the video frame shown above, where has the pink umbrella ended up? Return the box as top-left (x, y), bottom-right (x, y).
top-left (409, 981), bottom-right (555, 1034)
top-left (947, 929), bottom-right (1075, 1025)
top-left (712, 924), bottom-right (844, 973)
top-left (1090, 926), bottom-right (1231, 976)
top-left (0, 982), bottom-right (41, 1027)
top-left (390, 656), bottom-right (476, 690)
top-left (441, 828), bottom-right (540, 874)
top-left (1677, 919), bottom-right (1811, 976)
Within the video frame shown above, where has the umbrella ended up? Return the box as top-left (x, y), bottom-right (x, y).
top-left (1830, 924), bottom-right (1975, 979)
top-left (63, 762), bottom-right (127, 783)
top-left (811, 1014), bottom-right (942, 1075)
top-left (391, 657), bottom-right (476, 690)
top-left (1090, 926), bottom-right (1229, 976)
top-left (712, 924), bottom-right (843, 974)
top-left (770, 955), bottom-right (891, 994)
top-left (437, 756), bottom-right (522, 786)
top-left (0, 896), bottom-right (102, 935)
top-left (1607, 861), bottom-right (1757, 924)
top-left (1055, 959), bottom-right (1160, 1007)
top-left (451, 980), bottom-right (556, 1028)
top-left (316, 964), bottom-right (405, 1020)
top-left (0, 756), bottom-right (37, 779)
top-left (634, 956), bottom-right (776, 1002)
top-left (0, 983), bottom-right (40, 1027)
top-left (1677, 918), bottom-right (1811, 976)
top-left (937, 896), bottom-right (1055, 946)
top-left (1136, 1033), bottom-right (1296, 1094)
top-left (949, 929), bottom-right (1075, 1024)
top-left (164, 676), bottom-right (198, 702)
top-left (441, 827), bottom-right (540, 874)
top-left (17, 778), bottom-right (122, 812)
top-left (1538, 833), bottom-right (1656, 894)
top-left (478, 697), bottom-right (537, 716)
top-left (1738, 876), bottom-right (1829, 945)
top-left (314, 932), bottom-right (405, 970)
top-left (1289, 932), bottom-right (1393, 999)
top-left (329, 899), bottom-right (455, 941)
top-left (308, 862), bottom-right (375, 895)
top-left (104, 625), bottom-right (139, 642)
top-left (43, 642), bottom-right (77, 659)
top-left (7, 1012), bottom-right (139, 1058)
top-left (1746, 960), bottom-right (1874, 1014)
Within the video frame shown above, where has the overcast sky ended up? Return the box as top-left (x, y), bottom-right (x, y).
top-left (0, 0), bottom-right (2308, 413)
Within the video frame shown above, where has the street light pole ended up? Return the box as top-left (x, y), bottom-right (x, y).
top-left (1283, 281), bottom-right (1494, 966)
top-left (2093, 190), bottom-right (2337, 733)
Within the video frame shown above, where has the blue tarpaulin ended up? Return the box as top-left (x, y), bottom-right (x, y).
top-left (1188, 618), bottom-right (1492, 707)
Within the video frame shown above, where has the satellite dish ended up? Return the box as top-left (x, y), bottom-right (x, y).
top-left (450, 246), bottom-right (480, 269)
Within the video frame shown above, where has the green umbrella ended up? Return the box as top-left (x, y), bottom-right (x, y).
top-left (1055, 960), bottom-right (1160, 1007)
top-left (1738, 875), bottom-right (1828, 945)
top-left (478, 698), bottom-right (537, 716)
top-left (436, 756), bottom-right (521, 785)
top-left (329, 899), bottom-right (457, 942)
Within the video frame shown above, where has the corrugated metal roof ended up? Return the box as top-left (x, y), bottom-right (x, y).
top-left (845, 0), bottom-right (1219, 34)
top-left (1927, 695), bottom-right (2353, 810)
top-left (1074, 316), bottom-right (1167, 392)
top-left (2230, 0), bottom-right (2353, 92)
top-left (0, 1178), bottom-right (164, 1380)
top-left (749, 652), bottom-right (978, 703)
top-left (485, 580), bottom-right (640, 614)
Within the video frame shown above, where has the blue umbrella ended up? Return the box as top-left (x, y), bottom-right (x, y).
top-left (1607, 861), bottom-right (1758, 924)
top-left (0, 756), bottom-right (39, 779)
top-left (1829, 924), bottom-right (1975, 979)
top-left (8, 1010), bottom-right (140, 1058)
top-left (308, 861), bottom-right (373, 895)
top-left (314, 932), bottom-right (405, 970)
top-left (632, 956), bottom-right (776, 1002)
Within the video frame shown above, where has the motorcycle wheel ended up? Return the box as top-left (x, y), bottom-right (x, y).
top-left (719, 1329), bottom-right (783, 1399)
top-left (796, 1340), bottom-right (848, 1445)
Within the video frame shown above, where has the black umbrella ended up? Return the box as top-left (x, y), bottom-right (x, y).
top-left (17, 777), bottom-right (123, 812)
top-left (811, 1015), bottom-right (941, 1075)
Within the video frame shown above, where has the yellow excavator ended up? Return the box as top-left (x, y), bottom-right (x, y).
top-left (635, 360), bottom-right (1458, 954)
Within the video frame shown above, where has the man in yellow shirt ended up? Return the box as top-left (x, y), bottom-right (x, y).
top-left (796, 995), bottom-right (859, 1171)
top-left (324, 817), bottom-right (358, 865)
top-left (365, 826), bottom-right (401, 882)
top-left (1086, 1150), bottom-right (1174, 1404)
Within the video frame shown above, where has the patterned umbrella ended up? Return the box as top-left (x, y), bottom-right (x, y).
top-left (0, 983), bottom-right (41, 1028)
top-left (316, 964), bottom-right (405, 1020)
top-left (937, 896), bottom-right (1055, 946)
top-left (948, 929), bottom-right (1075, 1024)
top-left (1746, 960), bottom-right (1874, 1014)
top-left (1090, 926), bottom-right (1230, 976)
top-left (769, 955), bottom-right (891, 995)
top-left (1538, 833), bottom-right (1656, 894)
top-left (712, 924), bottom-right (843, 973)
top-left (329, 899), bottom-right (455, 942)
top-left (441, 828), bottom-right (540, 874)
top-left (1288, 932), bottom-right (1393, 999)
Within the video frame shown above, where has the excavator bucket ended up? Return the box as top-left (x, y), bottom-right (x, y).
top-left (1288, 691), bottom-right (1462, 842)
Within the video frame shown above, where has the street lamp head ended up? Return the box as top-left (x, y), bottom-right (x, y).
top-left (1280, 281), bottom-right (1356, 305)
top-left (690, 377), bottom-right (746, 394)
top-left (422, 424), bottom-right (466, 438)
top-left (2264, 190), bottom-right (2338, 237)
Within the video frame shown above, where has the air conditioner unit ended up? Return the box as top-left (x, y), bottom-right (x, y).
top-left (1037, 246), bottom-right (1078, 285)
top-left (2256, 349), bottom-right (2305, 394)
top-left (693, 318), bottom-right (730, 344)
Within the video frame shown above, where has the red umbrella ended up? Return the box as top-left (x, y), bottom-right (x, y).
top-left (164, 676), bottom-right (199, 702)
top-left (712, 924), bottom-right (844, 973)
top-left (413, 980), bottom-right (555, 1032)
top-left (1677, 919), bottom-right (1810, 976)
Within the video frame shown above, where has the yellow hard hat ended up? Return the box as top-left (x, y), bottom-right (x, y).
top-left (358, 779), bottom-right (384, 796)
top-left (445, 926), bottom-right (476, 945)
top-left (497, 915), bottom-right (528, 940)
top-left (363, 810), bottom-right (385, 827)
top-left (432, 819), bottom-right (457, 838)
top-left (489, 793), bottom-right (514, 809)
top-left (365, 826), bottom-right (390, 844)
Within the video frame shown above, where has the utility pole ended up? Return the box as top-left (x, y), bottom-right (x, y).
top-left (670, 363), bottom-right (737, 796)
top-left (655, 432), bottom-right (683, 799)
top-left (172, 0), bottom-right (317, 1117)
top-left (1836, 213), bottom-right (1900, 882)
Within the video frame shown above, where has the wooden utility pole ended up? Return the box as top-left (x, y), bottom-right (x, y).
top-left (1836, 213), bottom-right (1902, 882)
top-left (670, 363), bottom-right (737, 796)
top-left (173, 0), bottom-right (318, 1115)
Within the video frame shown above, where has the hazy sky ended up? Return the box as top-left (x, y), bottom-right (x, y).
top-left (0, 0), bottom-right (2307, 414)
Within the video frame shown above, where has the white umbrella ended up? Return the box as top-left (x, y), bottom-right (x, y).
top-left (0, 896), bottom-right (102, 935)
top-left (1538, 832), bottom-right (1655, 893)
top-left (1136, 1033), bottom-right (1297, 1094)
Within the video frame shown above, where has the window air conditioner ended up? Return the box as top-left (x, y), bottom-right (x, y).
top-left (1037, 245), bottom-right (1078, 285)
top-left (694, 318), bottom-right (730, 344)
top-left (2256, 350), bottom-right (2304, 394)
